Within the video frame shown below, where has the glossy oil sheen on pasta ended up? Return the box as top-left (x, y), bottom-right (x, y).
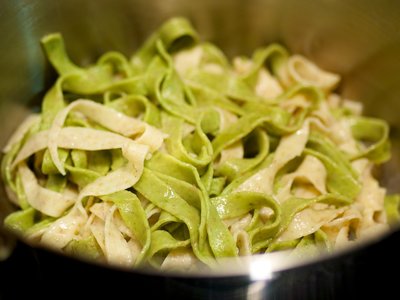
top-left (2, 17), bottom-right (399, 271)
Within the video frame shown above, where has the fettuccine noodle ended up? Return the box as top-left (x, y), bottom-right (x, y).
top-left (2, 17), bottom-right (399, 271)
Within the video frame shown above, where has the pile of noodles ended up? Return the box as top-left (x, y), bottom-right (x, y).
top-left (2, 17), bottom-right (399, 271)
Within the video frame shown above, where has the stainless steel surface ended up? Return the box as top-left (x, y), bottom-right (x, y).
top-left (1, 0), bottom-right (400, 283)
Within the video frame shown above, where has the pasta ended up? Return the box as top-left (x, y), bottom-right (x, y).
top-left (2, 17), bottom-right (399, 271)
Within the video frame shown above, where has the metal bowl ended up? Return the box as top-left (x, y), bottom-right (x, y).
top-left (1, 0), bottom-right (400, 299)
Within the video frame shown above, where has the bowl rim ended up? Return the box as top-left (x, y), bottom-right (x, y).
top-left (2, 221), bottom-right (399, 279)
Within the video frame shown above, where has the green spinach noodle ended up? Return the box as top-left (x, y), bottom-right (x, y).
top-left (2, 17), bottom-right (399, 271)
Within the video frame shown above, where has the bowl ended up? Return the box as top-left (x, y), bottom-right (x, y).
top-left (1, 0), bottom-right (400, 299)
